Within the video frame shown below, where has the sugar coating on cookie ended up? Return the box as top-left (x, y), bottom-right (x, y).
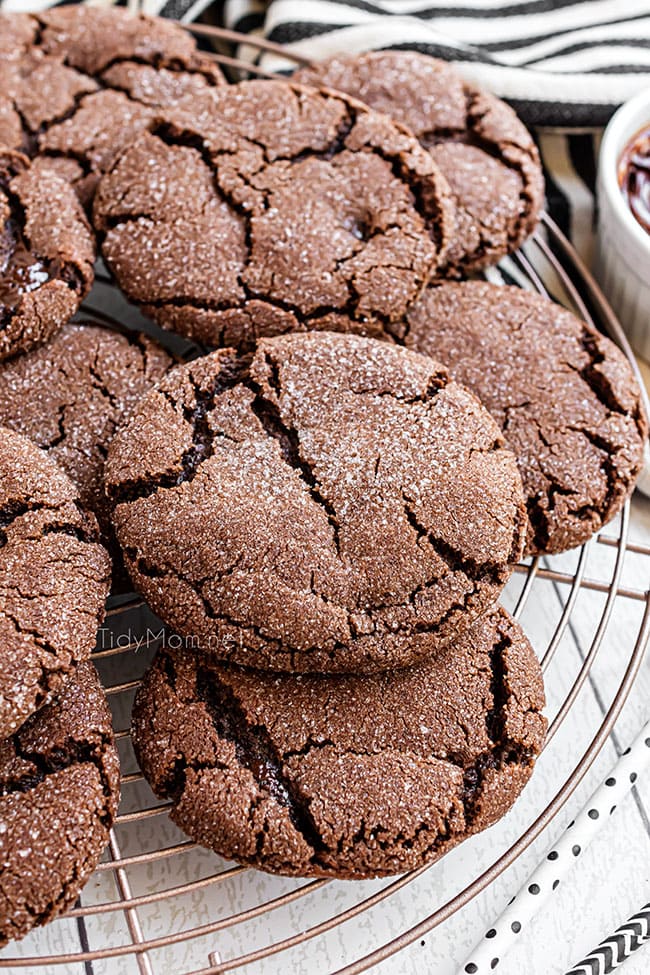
top-left (92, 78), bottom-right (456, 346)
top-left (0, 427), bottom-right (110, 737)
top-left (294, 50), bottom-right (544, 274)
top-left (106, 332), bottom-right (526, 673)
top-left (405, 281), bottom-right (648, 554)
top-left (132, 607), bottom-right (546, 879)
top-left (0, 6), bottom-right (225, 204)
top-left (0, 151), bottom-right (94, 361)
top-left (0, 663), bottom-right (120, 946)
top-left (0, 322), bottom-right (172, 553)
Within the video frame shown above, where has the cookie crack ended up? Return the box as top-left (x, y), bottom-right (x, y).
top-left (401, 494), bottom-right (510, 583)
top-left (194, 665), bottom-right (323, 855)
top-left (347, 371), bottom-right (447, 405)
top-left (2, 734), bottom-right (110, 804)
top-left (1, 175), bottom-right (88, 319)
top-left (525, 495), bottom-right (552, 553)
top-left (291, 110), bottom-right (356, 165)
top-left (359, 135), bottom-right (449, 260)
top-left (37, 145), bottom-right (93, 177)
top-left (33, 85), bottom-right (98, 142)
top-left (283, 737), bottom-right (336, 761)
top-left (0, 500), bottom-right (46, 547)
top-left (0, 608), bottom-right (75, 721)
top-left (410, 579), bottom-right (483, 636)
top-left (107, 356), bottom-right (249, 504)
top-left (47, 401), bottom-right (69, 449)
top-left (179, 364), bottom-right (248, 482)
top-left (41, 520), bottom-right (94, 544)
top-left (94, 52), bottom-right (213, 80)
top-left (569, 425), bottom-right (624, 519)
top-left (459, 632), bottom-right (540, 827)
top-left (88, 356), bottom-right (120, 412)
top-left (4, 99), bottom-right (39, 157)
top-left (245, 363), bottom-right (342, 558)
top-left (575, 329), bottom-right (643, 423)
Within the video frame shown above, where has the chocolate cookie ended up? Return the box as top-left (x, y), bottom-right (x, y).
top-left (404, 281), bottom-right (648, 554)
top-left (105, 332), bottom-right (526, 673)
top-left (0, 427), bottom-right (110, 738)
top-left (0, 662), bottom-right (120, 946)
top-left (0, 151), bottom-right (94, 361)
top-left (0, 321), bottom-right (172, 560)
top-left (132, 606), bottom-right (546, 879)
top-left (0, 7), bottom-right (224, 205)
top-left (92, 78), bottom-right (456, 348)
top-left (294, 51), bottom-right (544, 273)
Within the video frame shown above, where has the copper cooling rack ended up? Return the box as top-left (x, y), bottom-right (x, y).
top-left (1, 24), bottom-right (650, 975)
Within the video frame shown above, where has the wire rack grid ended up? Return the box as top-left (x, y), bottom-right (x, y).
top-left (1, 24), bottom-right (649, 975)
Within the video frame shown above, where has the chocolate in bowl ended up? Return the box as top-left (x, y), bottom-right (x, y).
top-left (618, 123), bottom-right (650, 235)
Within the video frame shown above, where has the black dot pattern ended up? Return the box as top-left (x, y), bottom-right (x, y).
top-left (459, 729), bottom-right (650, 975)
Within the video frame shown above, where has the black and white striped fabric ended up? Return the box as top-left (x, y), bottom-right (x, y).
top-left (2, 0), bottom-right (648, 130)
top-left (0, 1), bottom-right (640, 283)
top-left (224, 0), bottom-right (650, 128)
top-left (566, 903), bottom-right (650, 975)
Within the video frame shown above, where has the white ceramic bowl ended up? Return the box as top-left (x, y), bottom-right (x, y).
top-left (595, 88), bottom-right (650, 362)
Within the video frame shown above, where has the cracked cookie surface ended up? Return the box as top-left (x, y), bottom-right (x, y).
top-left (405, 281), bottom-right (648, 554)
top-left (105, 331), bottom-right (526, 673)
top-left (0, 321), bottom-right (172, 574)
top-left (0, 6), bottom-right (224, 206)
top-left (0, 662), bottom-right (119, 946)
top-left (0, 151), bottom-right (94, 361)
top-left (132, 606), bottom-right (546, 879)
top-left (92, 78), bottom-right (456, 348)
top-left (0, 427), bottom-right (111, 737)
top-left (294, 51), bottom-right (544, 274)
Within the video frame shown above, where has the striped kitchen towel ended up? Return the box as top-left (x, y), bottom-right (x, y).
top-left (223, 0), bottom-right (650, 128)
top-left (2, 0), bottom-right (648, 130)
top-left (0, 0), bottom-right (632, 294)
top-left (0, 0), bottom-right (638, 277)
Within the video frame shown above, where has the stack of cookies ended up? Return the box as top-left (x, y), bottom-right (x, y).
top-left (0, 4), bottom-right (647, 942)
top-left (0, 6), bottom-right (226, 946)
